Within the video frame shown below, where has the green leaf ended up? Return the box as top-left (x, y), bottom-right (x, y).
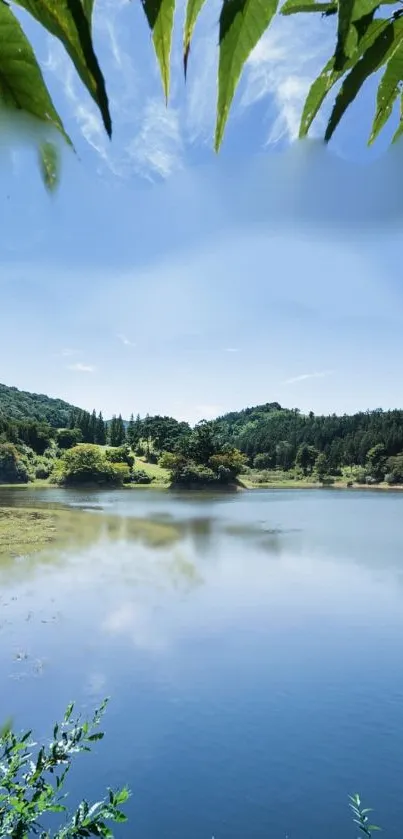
top-left (216, 0), bottom-right (279, 150)
top-left (299, 18), bottom-right (390, 137)
top-left (392, 91), bottom-right (403, 140)
top-left (183, 0), bottom-right (207, 76)
top-left (335, 0), bottom-right (356, 69)
top-left (39, 142), bottom-right (60, 191)
top-left (141, 0), bottom-right (176, 101)
top-left (64, 702), bottom-right (74, 723)
top-left (325, 18), bottom-right (403, 141)
top-left (113, 787), bottom-right (131, 805)
top-left (82, 0), bottom-right (95, 20)
top-left (370, 42), bottom-right (403, 143)
top-left (12, 0), bottom-right (111, 136)
top-left (281, 0), bottom-right (336, 14)
top-left (0, 2), bottom-right (69, 139)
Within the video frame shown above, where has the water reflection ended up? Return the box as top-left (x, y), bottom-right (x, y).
top-left (1, 488), bottom-right (403, 839)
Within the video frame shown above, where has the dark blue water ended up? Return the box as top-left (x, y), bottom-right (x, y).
top-left (1, 487), bottom-right (403, 839)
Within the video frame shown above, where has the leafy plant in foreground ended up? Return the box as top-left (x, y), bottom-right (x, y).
top-left (3, 0), bottom-right (403, 190)
top-left (350, 793), bottom-right (381, 839)
top-left (0, 699), bottom-right (130, 838)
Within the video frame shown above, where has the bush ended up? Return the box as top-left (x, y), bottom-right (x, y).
top-left (145, 451), bottom-right (158, 464)
top-left (56, 445), bottom-right (128, 486)
top-left (209, 449), bottom-right (247, 479)
top-left (106, 446), bottom-right (134, 467)
top-left (130, 469), bottom-right (153, 484)
top-left (0, 443), bottom-right (31, 484)
top-left (354, 467), bottom-right (368, 484)
top-left (35, 457), bottom-right (53, 479)
top-left (173, 463), bottom-right (217, 487)
top-left (135, 443), bottom-right (145, 456)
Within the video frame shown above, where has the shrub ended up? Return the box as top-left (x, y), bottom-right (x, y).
top-left (0, 443), bottom-right (31, 484)
top-left (56, 445), bottom-right (128, 486)
top-left (106, 446), bottom-right (134, 467)
top-left (209, 449), bottom-right (247, 479)
top-left (130, 469), bottom-right (153, 484)
top-left (173, 463), bottom-right (217, 487)
top-left (111, 462), bottom-right (131, 483)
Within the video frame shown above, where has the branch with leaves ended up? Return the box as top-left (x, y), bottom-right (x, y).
top-left (2, 0), bottom-right (403, 189)
top-left (0, 699), bottom-right (130, 838)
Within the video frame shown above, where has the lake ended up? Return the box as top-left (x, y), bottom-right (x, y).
top-left (1, 486), bottom-right (403, 839)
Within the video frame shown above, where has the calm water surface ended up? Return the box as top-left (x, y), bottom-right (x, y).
top-left (1, 487), bottom-right (403, 839)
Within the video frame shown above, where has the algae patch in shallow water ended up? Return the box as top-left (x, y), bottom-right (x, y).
top-left (0, 506), bottom-right (183, 561)
top-left (0, 508), bottom-right (61, 557)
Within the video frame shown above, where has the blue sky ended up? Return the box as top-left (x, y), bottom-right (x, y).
top-left (1, 0), bottom-right (403, 423)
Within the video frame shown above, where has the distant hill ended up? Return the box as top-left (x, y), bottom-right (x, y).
top-left (214, 401), bottom-right (403, 467)
top-left (0, 383), bottom-right (78, 427)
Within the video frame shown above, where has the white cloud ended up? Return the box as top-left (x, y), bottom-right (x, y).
top-left (284, 370), bottom-right (333, 385)
top-left (67, 363), bottom-right (96, 373)
top-left (224, 347), bottom-right (239, 353)
top-left (117, 333), bottom-right (135, 347)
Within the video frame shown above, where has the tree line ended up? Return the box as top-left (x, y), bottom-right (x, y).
top-left (213, 403), bottom-right (403, 472)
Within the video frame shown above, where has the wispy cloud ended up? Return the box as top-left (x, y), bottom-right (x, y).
top-left (117, 333), bottom-right (135, 347)
top-left (241, 15), bottom-right (334, 144)
top-left (224, 347), bottom-right (239, 353)
top-left (61, 348), bottom-right (80, 357)
top-left (67, 363), bottom-right (96, 373)
top-left (284, 370), bottom-right (333, 385)
top-left (126, 99), bottom-right (183, 180)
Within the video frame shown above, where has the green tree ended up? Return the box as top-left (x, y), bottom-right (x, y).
top-left (253, 452), bottom-right (275, 470)
top-left (56, 427), bottom-right (83, 449)
top-left (366, 443), bottom-right (387, 483)
top-left (296, 444), bottom-right (319, 476)
top-left (89, 409), bottom-right (97, 444)
top-left (127, 413), bottom-right (137, 449)
top-left (95, 411), bottom-right (107, 445)
top-left (116, 414), bottom-right (126, 446)
top-left (275, 441), bottom-right (294, 471)
top-left (108, 415), bottom-right (118, 447)
top-left (314, 451), bottom-right (329, 481)
top-left (182, 421), bottom-right (218, 465)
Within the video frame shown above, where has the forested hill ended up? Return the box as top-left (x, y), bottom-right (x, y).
top-left (0, 383), bottom-right (78, 427)
top-left (214, 403), bottom-right (403, 469)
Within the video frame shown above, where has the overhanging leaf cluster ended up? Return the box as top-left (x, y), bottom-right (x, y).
top-left (2, 0), bottom-right (403, 189)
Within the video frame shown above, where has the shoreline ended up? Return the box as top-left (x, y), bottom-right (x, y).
top-left (1, 480), bottom-right (403, 492)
